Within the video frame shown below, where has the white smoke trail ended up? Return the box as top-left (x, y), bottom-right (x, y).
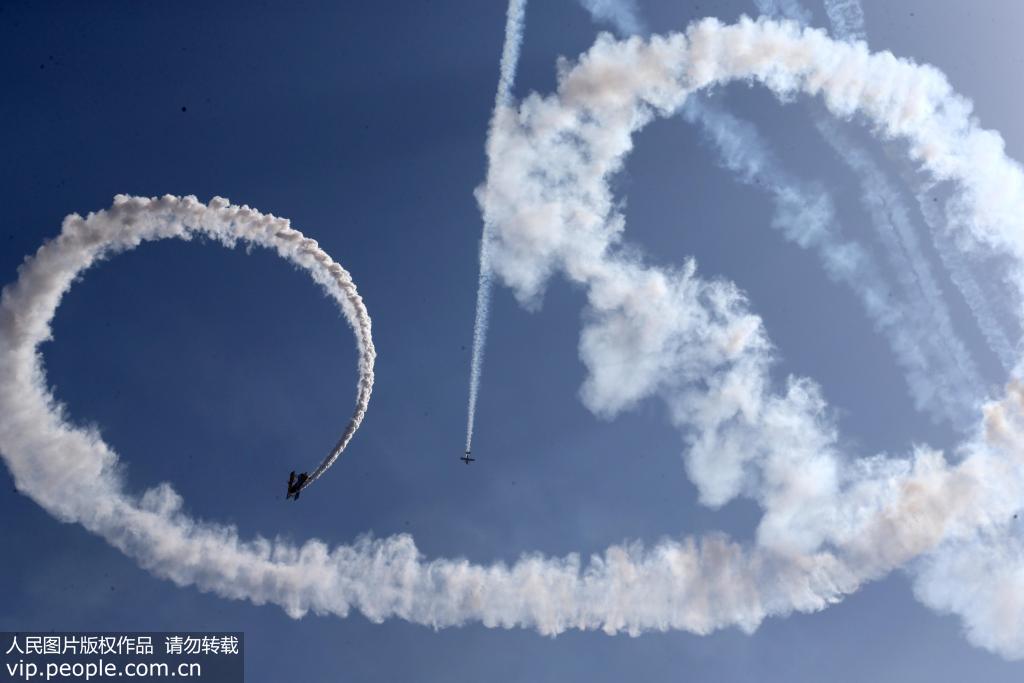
top-left (465, 0), bottom-right (528, 454)
top-left (813, 116), bottom-right (984, 404)
top-left (683, 96), bottom-right (982, 427)
top-left (798, 0), bottom-right (983, 421)
top-left (6, 19), bottom-right (1024, 660)
top-left (475, 18), bottom-right (1024, 654)
top-left (817, 0), bottom-right (1018, 374)
top-left (585, 0), bottom-right (983, 426)
top-left (0, 196), bottom-right (375, 494)
top-left (916, 190), bottom-right (1019, 372)
top-left (762, 0), bottom-right (988, 422)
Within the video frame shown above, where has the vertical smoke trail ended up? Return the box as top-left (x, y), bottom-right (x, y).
top-left (916, 191), bottom-right (1018, 372)
top-left (494, 0), bottom-right (527, 109)
top-left (465, 0), bottom-right (528, 454)
top-left (466, 236), bottom-right (493, 452)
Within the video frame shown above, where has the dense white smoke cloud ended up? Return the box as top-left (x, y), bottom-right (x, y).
top-left (812, 0), bottom-right (1024, 656)
top-left (476, 17), bottom-right (1024, 654)
top-left (466, 0), bottom-right (528, 454)
top-left (4, 18), bottom-right (1024, 660)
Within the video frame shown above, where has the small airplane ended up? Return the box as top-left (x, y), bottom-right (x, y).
top-left (461, 450), bottom-right (475, 465)
top-left (286, 471), bottom-right (309, 500)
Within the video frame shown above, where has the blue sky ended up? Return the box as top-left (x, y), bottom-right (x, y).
top-left (2, 1), bottom-right (1024, 680)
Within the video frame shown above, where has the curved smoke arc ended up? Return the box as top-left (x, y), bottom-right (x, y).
top-left (0, 195), bottom-right (374, 497)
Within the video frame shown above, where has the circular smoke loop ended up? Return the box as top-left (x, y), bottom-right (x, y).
top-left (3, 16), bottom-right (1024, 661)
top-left (0, 195), bottom-right (375, 497)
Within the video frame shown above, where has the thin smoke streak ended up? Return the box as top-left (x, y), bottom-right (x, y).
top-left (465, 236), bottom-right (492, 451)
top-left (465, 0), bottom-right (528, 454)
top-left (917, 189), bottom-right (1019, 372)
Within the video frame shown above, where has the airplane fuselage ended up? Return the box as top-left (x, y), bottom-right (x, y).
top-left (286, 471), bottom-right (309, 499)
